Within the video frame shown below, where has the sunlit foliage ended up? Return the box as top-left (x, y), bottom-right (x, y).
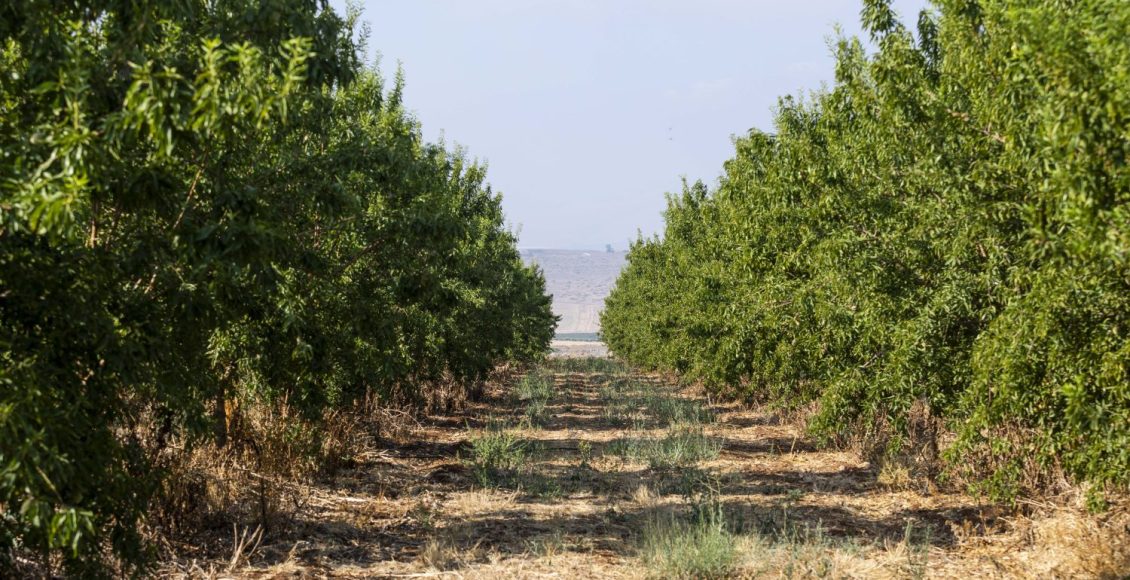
top-left (0, 1), bottom-right (555, 574)
top-left (603, 0), bottom-right (1129, 500)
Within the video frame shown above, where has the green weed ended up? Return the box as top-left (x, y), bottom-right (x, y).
top-left (608, 426), bottom-right (722, 469)
top-left (466, 430), bottom-right (531, 486)
top-left (514, 371), bottom-right (554, 426)
top-left (644, 393), bottom-right (714, 427)
top-left (526, 530), bottom-right (567, 561)
top-left (514, 371), bottom-right (554, 402)
top-left (598, 379), bottom-right (714, 429)
top-left (544, 357), bottom-right (628, 374)
top-left (640, 500), bottom-right (736, 579)
top-left (577, 440), bottom-right (593, 467)
top-left (464, 429), bottom-right (563, 498)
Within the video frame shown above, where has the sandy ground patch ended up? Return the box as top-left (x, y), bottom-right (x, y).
top-left (551, 339), bottom-right (609, 358)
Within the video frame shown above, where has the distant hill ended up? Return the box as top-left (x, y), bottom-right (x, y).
top-left (522, 249), bottom-right (627, 336)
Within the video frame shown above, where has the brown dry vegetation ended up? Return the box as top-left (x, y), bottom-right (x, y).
top-left (158, 361), bottom-right (1130, 579)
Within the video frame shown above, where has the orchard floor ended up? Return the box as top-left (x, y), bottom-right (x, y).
top-left (166, 361), bottom-right (1129, 579)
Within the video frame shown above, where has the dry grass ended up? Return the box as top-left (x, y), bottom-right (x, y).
top-left (445, 489), bottom-right (518, 517)
top-left (632, 484), bottom-right (658, 507)
top-left (149, 394), bottom-right (423, 570)
top-left (960, 504), bottom-right (1130, 579)
top-left (154, 361), bottom-right (1130, 579)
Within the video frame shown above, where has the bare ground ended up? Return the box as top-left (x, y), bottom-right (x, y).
top-left (163, 367), bottom-right (1130, 579)
top-left (550, 339), bottom-right (609, 358)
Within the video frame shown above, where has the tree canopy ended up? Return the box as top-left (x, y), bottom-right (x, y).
top-left (603, 0), bottom-right (1129, 502)
top-left (0, 1), bottom-right (556, 574)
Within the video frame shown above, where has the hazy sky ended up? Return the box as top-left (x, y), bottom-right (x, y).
top-left (333, 0), bottom-right (932, 250)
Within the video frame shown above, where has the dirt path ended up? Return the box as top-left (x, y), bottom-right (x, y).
top-left (196, 361), bottom-right (1125, 579)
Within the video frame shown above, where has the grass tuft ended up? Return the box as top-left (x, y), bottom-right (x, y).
top-left (598, 378), bottom-right (715, 429)
top-left (514, 371), bottom-right (554, 426)
top-left (645, 394), bottom-right (714, 427)
top-left (464, 428), bottom-right (562, 497)
top-left (544, 357), bottom-right (628, 374)
top-left (640, 501), bottom-right (736, 579)
top-left (466, 429), bottom-right (531, 486)
top-left (609, 426), bottom-right (722, 469)
top-left (514, 371), bottom-right (553, 402)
